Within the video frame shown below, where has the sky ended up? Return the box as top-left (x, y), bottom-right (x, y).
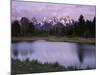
top-left (12, 1), bottom-right (96, 21)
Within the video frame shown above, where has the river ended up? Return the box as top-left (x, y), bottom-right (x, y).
top-left (11, 40), bottom-right (96, 69)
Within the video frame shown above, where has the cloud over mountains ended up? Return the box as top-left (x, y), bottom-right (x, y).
top-left (12, 1), bottom-right (96, 21)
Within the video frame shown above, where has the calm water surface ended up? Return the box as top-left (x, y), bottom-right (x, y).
top-left (11, 40), bottom-right (96, 69)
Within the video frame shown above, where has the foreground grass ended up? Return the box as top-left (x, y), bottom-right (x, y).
top-left (11, 59), bottom-right (94, 75)
top-left (12, 36), bottom-right (95, 44)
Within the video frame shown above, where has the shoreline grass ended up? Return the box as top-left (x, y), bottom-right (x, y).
top-left (12, 36), bottom-right (95, 44)
top-left (11, 59), bottom-right (95, 75)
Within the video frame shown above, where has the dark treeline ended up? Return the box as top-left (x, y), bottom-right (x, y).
top-left (12, 15), bottom-right (96, 38)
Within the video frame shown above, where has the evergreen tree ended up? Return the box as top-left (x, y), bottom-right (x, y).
top-left (27, 22), bottom-right (35, 36)
top-left (20, 17), bottom-right (30, 36)
top-left (11, 20), bottom-right (21, 36)
top-left (78, 15), bottom-right (85, 36)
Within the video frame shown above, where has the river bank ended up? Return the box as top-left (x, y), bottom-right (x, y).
top-left (12, 36), bottom-right (95, 44)
top-left (11, 59), bottom-right (94, 75)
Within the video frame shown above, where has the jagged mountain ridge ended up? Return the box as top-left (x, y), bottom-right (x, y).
top-left (32, 16), bottom-right (73, 30)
